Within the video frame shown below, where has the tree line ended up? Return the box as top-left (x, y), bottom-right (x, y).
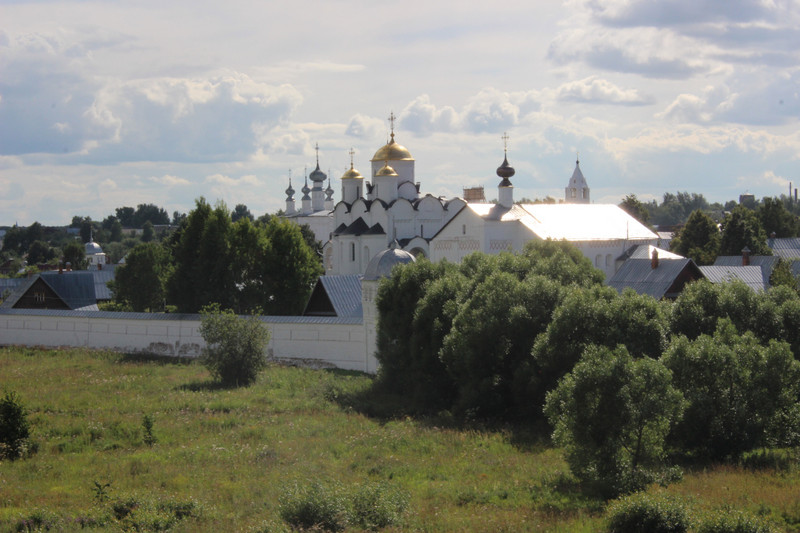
top-left (374, 242), bottom-right (800, 497)
top-left (110, 198), bottom-right (322, 315)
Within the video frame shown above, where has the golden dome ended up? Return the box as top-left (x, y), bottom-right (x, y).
top-left (376, 162), bottom-right (398, 177)
top-left (341, 167), bottom-right (363, 179)
top-left (371, 134), bottom-right (414, 162)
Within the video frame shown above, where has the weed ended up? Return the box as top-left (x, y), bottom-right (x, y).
top-left (279, 480), bottom-right (350, 532)
top-left (695, 509), bottom-right (778, 533)
top-left (142, 414), bottom-right (157, 447)
top-left (91, 480), bottom-right (112, 504)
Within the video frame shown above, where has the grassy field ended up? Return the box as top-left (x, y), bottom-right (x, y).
top-left (0, 346), bottom-right (798, 532)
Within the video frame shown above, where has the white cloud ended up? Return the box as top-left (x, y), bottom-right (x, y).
top-left (150, 174), bottom-right (191, 186)
top-left (555, 76), bottom-right (654, 105)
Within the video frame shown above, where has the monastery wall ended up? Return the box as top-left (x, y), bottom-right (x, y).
top-left (0, 310), bottom-right (375, 373)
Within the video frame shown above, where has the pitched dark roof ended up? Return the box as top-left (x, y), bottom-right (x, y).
top-left (713, 255), bottom-right (778, 282)
top-left (302, 275), bottom-right (363, 317)
top-left (608, 258), bottom-right (703, 299)
top-left (338, 218), bottom-right (370, 236)
top-left (1, 271), bottom-right (98, 311)
top-left (92, 264), bottom-right (117, 301)
top-left (362, 223), bottom-right (386, 236)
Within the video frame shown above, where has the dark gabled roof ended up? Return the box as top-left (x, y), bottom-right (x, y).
top-left (1, 271), bottom-right (98, 311)
top-left (362, 223), bottom-right (385, 235)
top-left (608, 258), bottom-right (703, 300)
top-left (302, 275), bottom-right (363, 317)
top-left (768, 238), bottom-right (800, 258)
top-left (699, 265), bottom-right (767, 292)
top-left (332, 223), bottom-right (348, 236)
top-left (339, 217), bottom-right (370, 236)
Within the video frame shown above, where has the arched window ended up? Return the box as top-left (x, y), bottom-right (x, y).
top-left (595, 254), bottom-right (602, 266)
top-left (571, 188), bottom-right (577, 198)
top-left (605, 254), bottom-right (613, 267)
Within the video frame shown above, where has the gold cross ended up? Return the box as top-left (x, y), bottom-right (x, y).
top-left (349, 148), bottom-right (355, 168)
top-left (388, 112), bottom-right (396, 140)
top-left (502, 132), bottom-right (509, 153)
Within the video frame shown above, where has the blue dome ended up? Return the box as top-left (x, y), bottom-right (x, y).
top-left (363, 241), bottom-right (415, 281)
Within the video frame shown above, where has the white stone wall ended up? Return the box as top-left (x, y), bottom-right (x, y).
top-left (0, 311), bottom-right (376, 373)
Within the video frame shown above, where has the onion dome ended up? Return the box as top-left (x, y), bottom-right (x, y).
top-left (301, 176), bottom-right (311, 200)
top-left (375, 162), bottom-right (399, 177)
top-left (309, 162), bottom-right (327, 183)
top-left (285, 178), bottom-right (295, 200)
top-left (496, 154), bottom-right (515, 187)
top-left (325, 178), bottom-right (334, 200)
top-left (371, 133), bottom-right (413, 162)
top-left (363, 240), bottom-right (416, 281)
top-left (342, 167), bottom-right (363, 179)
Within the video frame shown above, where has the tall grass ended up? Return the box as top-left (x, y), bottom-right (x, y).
top-left (0, 346), bottom-right (796, 531)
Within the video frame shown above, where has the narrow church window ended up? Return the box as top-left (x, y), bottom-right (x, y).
top-left (582, 189), bottom-right (587, 199)
top-left (605, 254), bottom-right (612, 267)
top-left (350, 243), bottom-right (355, 262)
top-left (595, 254), bottom-right (602, 266)
top-left (571, 188), bottom-right (576, 198)
top-left (420, 224), bottom-right (424, 238)
top-left (462, 224), bottom-right (466, 235)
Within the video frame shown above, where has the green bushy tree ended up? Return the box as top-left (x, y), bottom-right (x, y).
top-left (719, 206), bottom-right (771, 256)
top-left (111, 242), bottom-right (171, 312)
top-left (199, 304), bottom-right (271, 387)
top-left (662, 320), bottom-right (800, 459)
top-left (670, 209), bottom-right (720, 265)
top-left (0, 391), bottom-right (31, 460)
top-left (545, 346), bottom-right (684, 497)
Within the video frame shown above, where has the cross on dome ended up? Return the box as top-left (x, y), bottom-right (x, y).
top-left (388, 111), bottom-right (396, 142)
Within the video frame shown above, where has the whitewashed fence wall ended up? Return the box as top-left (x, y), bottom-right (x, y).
top-left (0, 311), bottom-right (375, 373)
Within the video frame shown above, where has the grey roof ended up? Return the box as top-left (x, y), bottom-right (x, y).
top-left (303, 275), bottom-right (363, 318)
top-left (607, 258), bottom-right (703, 299)
top-left (768, 238), bottom-right (800, 259)
top-left (364, 241), bottom-right (416, 281)
top-left (617, 244), bottom-right (683, 262)
top-left (339, 217), bottom-right (369, 236)
top-left (0, 307), bottom-right (362, 325)
top-left (92, 265), bottom-right (117, 301)
top-left (713, 255), bottom-right (779, 281)
top-left (699, 265), bottom-right (767, 292)
top-left (1, 271), bottom-right (98, 310)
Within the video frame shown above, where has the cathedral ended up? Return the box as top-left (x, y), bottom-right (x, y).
top-left (284, 117), bottom-right (657, 280)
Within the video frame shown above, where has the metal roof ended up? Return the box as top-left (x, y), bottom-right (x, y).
top-left (0, 308), bottom-right (362, 325)
top-left (699, 265), bottom-right (767, 292)
top-left (607, 258), bottom-right (702, 299)
top-left (303, 275), bottom-right (363, 317)
top-left (713, 255), bottom-right (778, 281)
top-left (92, 265), bottom-right (117, 300)
top-left (768, 238), bottom-right (800, 259)
top-left (617, 244), bottom-right (683, 262)
top-left (463, 203), bottom-right (658, 242)
top-left (1, 271), bottom-right (97, 310)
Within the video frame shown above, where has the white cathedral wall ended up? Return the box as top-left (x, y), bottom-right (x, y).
top-left (0, 311), bottom-right (376, 373)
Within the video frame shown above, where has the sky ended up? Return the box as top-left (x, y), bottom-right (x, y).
top-left (1, 0), bottom-right (799, 226)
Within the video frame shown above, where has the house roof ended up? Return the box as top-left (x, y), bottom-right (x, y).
top-left (617, 244), bottom-right (683, 262)
top-left (92, 264), bottom-right (117, 301)
top-left (607, 258), bottom-right (703, 299)
top-left (302, 275), bottom-right (363, 317)
top-left (699, 265), bottom-right (768, 292)
top-left (768, 237), bottom-right (800, 259)
top-left (456, 203), bottom-right (658, 242)
top-left (1, 271), bottom-right (98, 311)
top-left (713, 255), bottom-right (779, 282)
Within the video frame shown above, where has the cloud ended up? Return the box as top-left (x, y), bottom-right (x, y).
top-left (586, 0), bottom-right (771, 27)
top-left (345, 114), bottom-right (385, 139)
top-left (555, 76), bottom-right (654, 105)
top-left (398, 95), bottom-right (458, 135)
top-left (150, 174), bottom-right (191, 186)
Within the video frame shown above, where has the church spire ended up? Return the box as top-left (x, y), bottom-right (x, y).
top-left (497, 132), bottom-right (515, 208)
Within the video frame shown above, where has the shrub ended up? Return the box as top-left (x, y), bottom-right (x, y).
top-left (695, 509), bottom-right (778, 533)
top-left (279, 480), bottom-right (350, 532)
top-left (351, 481), bottom-right (409, 530)
top-left (199, 304), bottom-right (271, 387)
top-left (0, 390), bottom-right (31, 460)
top-left (605, 492), bottom-right (690, 533)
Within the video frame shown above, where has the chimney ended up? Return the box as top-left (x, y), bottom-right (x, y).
top-left (98, 263), bottom-right (102, 270)
top-left (742, 246), bottom-right (751, 266)
top-left (66, 261), bottom-right (72, 272)
top-left (651, 248), bottom-right (659, 269)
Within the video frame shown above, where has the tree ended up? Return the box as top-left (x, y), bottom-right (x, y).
top-left (533, 285), bottom-right (669, 406)
top-left (231, 203), bottom-right (254, 223)
top-left (79, 219), bottom-right (94, 244)
top-left (141, 221), bottom-right (155, 243)
top-left (545, 345), bottom-right (684, 497)
top-left (116, 207), bottom-right (135, 227)
top-left (619, 194), bottom-right (651, 226)
top-left (111, 242), bottom-right (171, 311)
top-left (670, 209), bottom-right (720, 265)
top-left (26, 240), bottom-right (55, 265)
top-left (0, 390), bottom-right (31, 460)
top-left (662, 320), bottom-right (800, 459)
top-left (719, 205), bottom-right (771, 256)
top-left (199, 304), bottom-right (271, 387)
top-left (758, 196), bottom-right (799, 238)
top-left (110, 219), bottom-right (124, 242)
top-left (770, 258), bottom-right (799, 293)
top-left (62, 241), bottom-right (88, 270)
top-left (132, 203), bottom-right (169, 227)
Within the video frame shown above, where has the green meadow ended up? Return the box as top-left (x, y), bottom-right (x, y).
top-left (1, 346), bottom-right (798, 532)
